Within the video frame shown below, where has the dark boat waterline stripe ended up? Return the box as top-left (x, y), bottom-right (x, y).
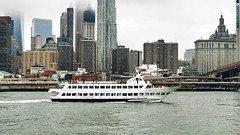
top-left (51, 98), bottom-right (147, 102)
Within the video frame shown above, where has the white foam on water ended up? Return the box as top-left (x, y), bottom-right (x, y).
top-left (0, 99), bottom-right (51, 104)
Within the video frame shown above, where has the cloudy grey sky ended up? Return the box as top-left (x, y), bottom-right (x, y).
top-left (0, 0), bottom-right (236, 59)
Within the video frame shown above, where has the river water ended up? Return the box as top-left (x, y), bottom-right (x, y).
top-left (0, 91), bottom-right (239, 135)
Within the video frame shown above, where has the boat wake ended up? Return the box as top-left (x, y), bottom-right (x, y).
top-left (0, 99), bottom-right (51, 104)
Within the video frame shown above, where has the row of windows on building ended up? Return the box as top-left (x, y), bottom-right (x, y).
top-left (61, 92), bottom-right (170, 97)
top-left (68, 85), bottom-right (144, 89)
top-left (199, 44), bottom-right (235, 49)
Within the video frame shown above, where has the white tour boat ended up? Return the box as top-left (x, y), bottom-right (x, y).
top-left (48, 74), bottom-right (178, 102)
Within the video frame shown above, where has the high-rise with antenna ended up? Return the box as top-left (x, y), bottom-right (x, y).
top-left (97, 0), bottom-right (117, 71)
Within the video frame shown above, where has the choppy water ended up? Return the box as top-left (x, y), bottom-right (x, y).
top-left (0, 91), bottom-right (239, 135)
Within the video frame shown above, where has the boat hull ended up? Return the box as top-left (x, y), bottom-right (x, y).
top-left (51, 98), bottom-right (156, 102)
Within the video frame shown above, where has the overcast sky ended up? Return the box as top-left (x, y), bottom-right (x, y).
top-left (0, 0), bottom-right (236, 59)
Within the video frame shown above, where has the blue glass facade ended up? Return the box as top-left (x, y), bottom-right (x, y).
top-left (32, 18), bottom-right (52, 46)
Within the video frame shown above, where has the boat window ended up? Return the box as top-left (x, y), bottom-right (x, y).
top-left (146, 85), bottom-right (152, 89)
top-left (95, 93), bottom-right (99, 96)
top-left (134, 93), bottom-right (138, 96)
top-left (123, 93), bottom-right (127, 96)
top-left (123, 86), bottom-right (127, 89)
top-left (112, 86), bottom-right (116, 89)
top-left (106, 93), bottom-right (110, 96)
top-left (84, 86), bottom-right (88, 89)
top-left (111, 93), bottom-right (116, 96)
top-left (134, 86), bottom-right (138, 89)
top-left (100, 93), bottom-right (105, 96)
top-left (100, 86), bottom-right (105, 89)
top-left (95, 86), bottom-right (99, 89)
top-left (106, 86), bottom-right (110, 89)
top-left (67, 93), bottom-right (71, 96)
top-left (139, 86), bottom-right (143, 88)
top-left (128, 86), bottom-right (133, 89)
top-left (117, 86), bottom-right (121, 89)
top-left (150, 93), bottom-right (155, 96)
top-left (72, 86), bottom-right (77, 89)
top-left (128, 93), bottom-right (133, 96)
top-left (139, 93), bottom-right (144, 96)
top-left (78, 86), bottom-right (82, 89)
top-left (72, 93), bottom-right (76, 96)
top-left (145, 93), bottom-right (149, 96)
top-left (89, 86), bottom-right (94, 89)
top-left (117, 93), bottom-right (122, 96)
top-left (83, 93), bottom-right (88, 96)
top-left (78, 93), bottom-right (82, 96)
top-left (161, 93), bottom-right (165, 95)
top-left (89, 93), bottom-right (94, 96)
top-left (68, 86), bottom-right (71, 89)
top-left (156, 93), bottom-right (161, 95)
top-left (167, 92), bottom-right (170, 95)
top-left (61, 93), bottom-right (66, 96)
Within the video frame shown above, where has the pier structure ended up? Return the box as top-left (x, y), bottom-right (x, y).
top-left (0, 78), bottom-right (58, 91)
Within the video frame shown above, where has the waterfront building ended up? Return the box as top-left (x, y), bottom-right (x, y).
top-left (129, 50), bottom-right (142, 74)
top-left (32, 18), bottom-right (52, 46)
top-left (237, 0), bottom-right (240, 61)
top-left (83, 3), bottom-right (95, 40)
top-left (112, 46), bottom-right (129, 75)
top-left (67, 7), bottom-right (74, 46)
top-left (78, 39), bottom-right (96, 73)
top-left (42, 38), bottom-right (57, 51)
top-left (97, 0), bottom-right (118, 71)
top-left (60, 12), bottom-right (67, 37)
top-left (0, 16), bottom-right (12, 72)
top-left (184, 49), bottom-right (195, 63)
top-left (31, 35), bottom-right (42, 51)
top-left (58, 43), bottom-right (73, 71)
top-left (144, 39), bottom-right (178, 73)
top-left (21, 50), bottom-right (58, 74)
top-left (195, 15), bottom-right (236, 74)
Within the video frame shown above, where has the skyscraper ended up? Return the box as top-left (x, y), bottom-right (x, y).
top-left (58, 43), bottom-right (73, 71)
top-left (60, 12), bottom-right (67, 37)
top-left (0, 16), bottom-right (12, 72)
top-left (237, 0), bottom-right (240, 61)
top-left (31, 35), bottom-right (42, 51)
top-left (97, 0), bottom-right (117, 71)
top-left (75, 3), bottom-right (84, 36)
top-left (11, 14), bottom-right (23, 55)
top-left (83, 3), bottom-right (95, 40)
top-left (78, 39), bottom-right (96, 73)
top-left (67, 7), bottom-right (74, 46)
top-left (129, 50), bottom-right (142, 74)
top-left (32, 18), bottom-right (52, 46)
top-left (144, 39), bottom-right (178, 73)
top-left (112, 46), bottom-right (129, 75)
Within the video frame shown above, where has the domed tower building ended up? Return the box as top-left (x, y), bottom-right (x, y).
top-left (195, 14), bottom-right (236, 74)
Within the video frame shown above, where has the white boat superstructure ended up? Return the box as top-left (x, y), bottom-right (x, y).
top-left (48, 74), bottom-right (178, 102)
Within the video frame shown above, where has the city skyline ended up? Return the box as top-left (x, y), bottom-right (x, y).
top-left (0, 0), bottom-right (235, 59)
